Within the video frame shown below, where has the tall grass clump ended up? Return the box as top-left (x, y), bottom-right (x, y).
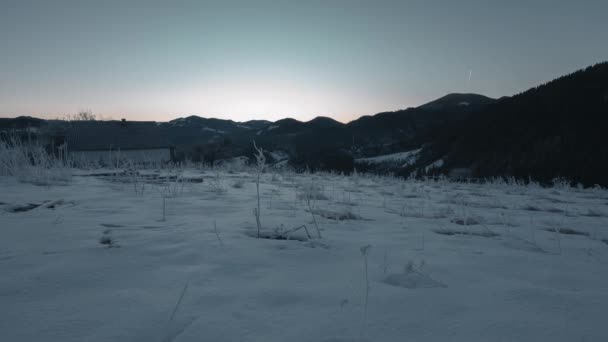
top-left (301, 178), bottom-right (323, 238)
top-left (0, 133), bottom-right (71, 185)
top-left (253, 141), bottom-right (266, 238)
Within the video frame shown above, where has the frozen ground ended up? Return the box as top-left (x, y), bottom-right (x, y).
top-left (1, 169), bottom-right (608, 341)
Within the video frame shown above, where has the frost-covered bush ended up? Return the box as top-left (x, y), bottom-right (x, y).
top-left (297, 178), bottom-right (323, 238)
top-left (398, 203), bottom-right (454, 219)
top-left (433, 227), bottom-right (499, 238)
top-left (207, 172), bottom-right (226, 194)
top-left (297, 181), bottom-right (328, 201)
top-left (253, 141), bottom-right (265, 238)
top-left (0, 134), bottom-right (71, 185)
top-left (310, 207), bottom-right (361, 221)
top-left (450, 216), bottom-right (483, 226)
top-left (99, 229), bottom-right (118, 248)
top-left (231, 179), bottom-right (245, 189)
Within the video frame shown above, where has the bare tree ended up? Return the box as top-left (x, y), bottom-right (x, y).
top-left (66, 110), bottom-right (96, 121)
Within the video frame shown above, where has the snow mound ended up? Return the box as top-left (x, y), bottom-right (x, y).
top-left (309, 208), bottom-right (362, 221)
top-left (268, 150), bottom-right (289, 162)
top-left (202, 127), bottom-right (225, 134)
top-left (425, 158), bottom-right (444, 172)
top-left (384, 271), bottom-right (446, 289)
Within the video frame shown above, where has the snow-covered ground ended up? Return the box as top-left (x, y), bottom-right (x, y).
top-left (355, 149), bottom-right (421, 167)
top-left (1, 169), bottom-right (608, 341)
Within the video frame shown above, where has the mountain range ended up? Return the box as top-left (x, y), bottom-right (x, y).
top-left (1, 61), bottom-right (607, 186)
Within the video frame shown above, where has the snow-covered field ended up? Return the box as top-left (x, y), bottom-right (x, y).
top-left (1, 169), bottom-right (608, 342)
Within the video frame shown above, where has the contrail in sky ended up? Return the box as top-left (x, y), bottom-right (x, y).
top-left (468, 69), bottom-right (473, 82)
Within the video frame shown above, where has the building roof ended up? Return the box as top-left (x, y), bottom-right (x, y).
top-left (66, 120), bottom-right (171, 151)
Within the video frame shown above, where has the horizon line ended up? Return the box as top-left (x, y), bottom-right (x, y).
top-left (0, 92), bottom-right (495, 125)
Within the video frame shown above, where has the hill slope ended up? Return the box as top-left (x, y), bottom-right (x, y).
top-left (428, 62), bottom-right (608, 186)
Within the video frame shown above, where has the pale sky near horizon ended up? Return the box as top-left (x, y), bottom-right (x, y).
top-left (1, 0), bottom-right (607, 123)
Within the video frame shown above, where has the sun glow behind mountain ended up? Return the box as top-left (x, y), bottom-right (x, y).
top-left (1, 1), bottom-right (607, 122)
top-left (156, 79), bottom-right (361, 123)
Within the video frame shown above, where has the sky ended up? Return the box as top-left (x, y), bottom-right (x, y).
top-left (1, 0), bottom-right (607, 123)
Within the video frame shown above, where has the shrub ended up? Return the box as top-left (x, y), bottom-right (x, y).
top-left (0, 133), bottom-right (71, 185)
top-left (231, 179), bottom-right (245, 189)
top-left (297, 181), bottom-right (328, 201)
top-left (544, 227), bottom-right (589, 236)
top-left (433, 227), bottom-right (499, 238)
top-left (310, 208), bottom-right (361, 221)
top-left (253, 141), bottom-right (265, 238)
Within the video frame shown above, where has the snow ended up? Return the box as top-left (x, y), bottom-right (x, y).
top-left (424, 158), bottom-right (444, 172)
top-left (1, 170), bottom-right (608, 341)
top-left (355, 149), bottom-right (422, 167)
top-left (202, 127), bottom-right (225, 134)
top-left (272, 159), bottom-right (290, 169)
top-left (171, 118), bottom-right (186, 126)
top-left (213, 156), bottom-right (249, 169)
top-left (268, 150), bottom-right (289, 162)
top-left (267, 125), bottom-right (279, 131)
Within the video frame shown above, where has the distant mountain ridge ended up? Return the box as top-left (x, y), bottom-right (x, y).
top-left (164, 92), bottom-right (494, 128)
top-left (1, 92), bottom-right (493, 134)
top-left (0, 90), bottom-right (539, 173)
top-left (418, 93), bottom-right (497, 110)
top-left (2, 61), bottom-right (607, 185)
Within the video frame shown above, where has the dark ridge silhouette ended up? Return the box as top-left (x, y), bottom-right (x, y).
top-left (426, 61), bottom-right (608, 186)
top-left (418, 93), bottom-right (496, 110)
top-left (2, 62), bottom-right (607, 185)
